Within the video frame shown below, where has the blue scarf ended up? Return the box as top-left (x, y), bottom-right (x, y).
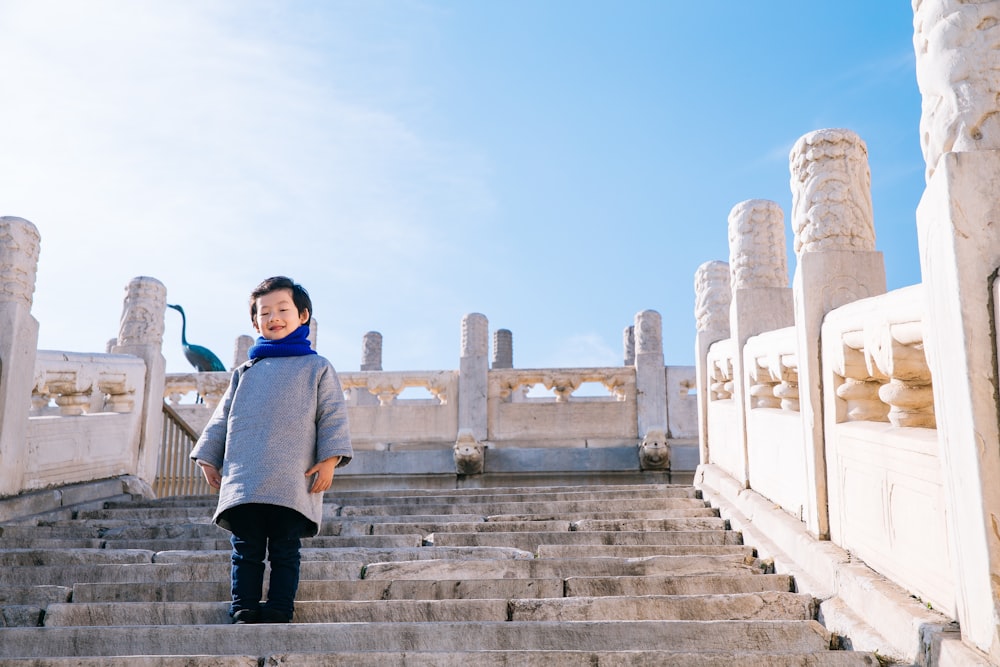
top-left (248, 325), bottom-right (317, 360)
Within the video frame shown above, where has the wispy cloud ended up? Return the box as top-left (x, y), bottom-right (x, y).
top-left (0, 0), bottom-right (494, 371)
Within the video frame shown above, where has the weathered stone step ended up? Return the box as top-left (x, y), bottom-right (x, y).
top-left (94, 534), bottom-right (425, 552)
top-left (0, 560), bottom-right (366, 586)
top-left (329, 483), bottom-right (700, 502)
top-left (70, 572), bottom-right (798, 604)
top-left (339, 498), bottom-right (706, 516)
top-left (41, 591), bottom-right (816, 627)
top-left (536, 543), bottom-right (755, 558)
top-left (0, 584), bottom-right (71, 605)
top-left (485, 506), bottom-right (719, 521)
top-left (148, 545), bottom-right (532, 565)
top-left (0, 548), bottom-right (155, 566)
top-left (0, 651), bottom-right (880, 666)
top-left (0, 620), bottom-right (839, 657)
top-left (427, 529), bottom-right (743, 550)
top-left (362, 554), bottom-right (765, 580)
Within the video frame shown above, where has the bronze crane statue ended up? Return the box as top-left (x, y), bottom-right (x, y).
top-left (167, 304), bottom-right (226, 372)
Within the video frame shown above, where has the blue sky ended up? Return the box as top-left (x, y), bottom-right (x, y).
top-left (0, 1), bottom-right (925, 375)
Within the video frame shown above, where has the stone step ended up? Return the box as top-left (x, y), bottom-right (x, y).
top-left (426, 529), bottom-right (743, 550)
top-left (0, 560), bottom-right (366, 586)
top-left (70, 572), bottom-right (798, 604)
top-left (328, 483), bottom-right (700, 502)
top-left (0, 620), bottom-right (839, 657)
top-left (0, 651), bottom-right (881, 667)
top-left (339, 497), bottom-right (707, 516)
top-left (41, 591), bottom-right (817, 627)
top-left (361, 553), bottom-right (766, 580)
top-left (535, 543), bottom-right (755, 558)
top-left (93, 534), bottom-right (425, 551)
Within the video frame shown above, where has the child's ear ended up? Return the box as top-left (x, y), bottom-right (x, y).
top-left (299, 308), bottom-right (310, 325)
top-left (252, 318), bottom-right (261, 333)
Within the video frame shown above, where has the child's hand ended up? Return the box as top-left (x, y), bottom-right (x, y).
top-left (199, 462), bottom-right (222, 489)
top-left (306, 456), bottom-right (341, 493)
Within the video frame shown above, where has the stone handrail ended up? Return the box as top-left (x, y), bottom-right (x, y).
top-left (489, 367), bottom-right (634, 402)
top-left (339, 370), bottom-right (456, 406)
top-left (705, 338), bottom-right (736, 401)
top-left (32, 350), bottom-right (146, 416)
top-left (744, 327), bottom-right (799, 412)
top-left (822, 284), bottom-right (933, 429)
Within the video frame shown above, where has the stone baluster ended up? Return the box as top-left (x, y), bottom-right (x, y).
top-left (456, 313), bottom-right (488, 474)
top-left (790, 128), bottom-right (886, 539)
top-left (361, 331), bottom-right (383, 371)
top-left (634, 310), bottom-right (666, 433)
top-left (0, 217), bottom-right (41, 496)
top-left (913, 1), bottom-right (1000, 654)
top-left (725, 200), bottom-right (793, 487)
top-left (232, 334), bottom-right (253, 369)
top-left (623, 325), bottom-right (635, 366)
top-left (112, 277), bottom-right (167, 488)
top-left (492, 329), bottom-right (513, 369)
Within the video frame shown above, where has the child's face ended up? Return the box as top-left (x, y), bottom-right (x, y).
top-left (253, 288), bottom-right (309, 340)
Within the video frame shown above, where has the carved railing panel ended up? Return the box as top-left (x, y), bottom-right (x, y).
top-left (745, 327), bottom-right (799, 413)
top-left (32, 351), bottom-right (145, 416)
top-left (706, 339), bottom-right (735, 401)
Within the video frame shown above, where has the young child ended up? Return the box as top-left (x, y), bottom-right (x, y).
top-left (191, 276), bottom-right (353, 624)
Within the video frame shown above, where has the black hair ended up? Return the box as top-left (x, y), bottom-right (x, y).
top-left (249, 276), bottom-right (312, 325)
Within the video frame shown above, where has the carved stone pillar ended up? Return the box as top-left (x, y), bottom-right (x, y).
top-left (694, 260), bottom-right (731, 466)
top-left (913, 7), bottom-right (1000, 654)
top-left (492, 329), bottom-right (513, 369)
top-left (231, 335), bottom-right (253, 369)
top-left (456, 313), bottom-right (488, 472)
top-left (361, 331), bottom-right (383, 371)
top-left (623, 325), bottom-right (635, 366)
top-left (634, 310), bottom-right (667, 452)
top-left (790, 128), bottom-right (886, 538)
top-left (111, 276), bottom-right (167, 488)
top-left (727, 200), bottom-right (794, 488)
top-left (0, 217), bottom-right (41, 496)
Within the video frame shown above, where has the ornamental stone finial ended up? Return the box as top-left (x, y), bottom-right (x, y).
top-left (789, 129), bottom-right (875, 257)
top-left (492, 329), bottom-right (513, 369)
top-left (634, 310), bottom-right (662, 356)
top-left (117, 277), bottom-right (167, 347)
top-left (623, 325), bottom-right (635, 366)
top-left (361, 331), bottom-right (383, 371)
top-left (0, 216), bottom-right (41, 309)
top-left (728, 199), bottom-right (787, 291)
top-left (461, 313), bottom-right (488, 358)
top-left (694, 260), bottom-right (732, 335)
top-left (913, 0), bottom-right (1000, 181)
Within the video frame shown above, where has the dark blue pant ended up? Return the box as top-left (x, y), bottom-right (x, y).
top-left (224, 503), bottom-right (310, 620)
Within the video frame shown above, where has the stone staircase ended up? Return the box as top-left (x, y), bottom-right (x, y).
top-left (0, 478), bottom-right (882, 665)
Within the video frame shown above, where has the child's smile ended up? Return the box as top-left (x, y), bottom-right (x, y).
top-left (254, 288), bottom-right (309, 341)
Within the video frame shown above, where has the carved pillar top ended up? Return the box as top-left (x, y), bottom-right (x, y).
top-left (789, 128), bottom-right (875, 257)
top-left (117, 277), bottom-right (167, 347)
top-left (623, 325), bottom-right (635, 366)
top-left (232, 334), bottom-right (254, 369)
top-left (0, 216), bottom-right (41, 309)
top-left (914, 0), bottom-right (1000, 181)
top-left (694, 260), bottom-right (732, 334)
top-left (728, 199), bottom-right (787, 290)
top-left (461, 313), bottom-right (488, 358)
top-left (492, 328), bottom-right (513, 369)
top-left (361, 331), bottom-right (383, 371)
top-left (634, 310), bottom-right (662, 357)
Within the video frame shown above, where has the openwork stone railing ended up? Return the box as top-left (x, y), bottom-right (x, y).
top-left (32, 351), bottom-right (146, 416)
top-left (744, 327), bottom-right (799, 412)
top-left (339, 370), bottom-right (456, 406)
top-left (706, 339), bottom-right (735, 402)
top-left (490, 367), bottom-right (633, 403)
top-left (823, 284), bottom-right (934, 429)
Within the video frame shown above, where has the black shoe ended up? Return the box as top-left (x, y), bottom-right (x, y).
top-left (232, 608), bottom-right (259, 624)
top-left (259, 607), bottom-right (292, 623)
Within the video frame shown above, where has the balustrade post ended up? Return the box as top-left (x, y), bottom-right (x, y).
top-left (231, 334), bottom-right (253, 369)
top-left (912, 1), bottom-right (1000, 656)
top-left (634, 310), bottom-right (666, 435)
top-left (458, 313), bottom-right (488, 432)
top-left (623, 326), bottom-right (635, 366)
top-left (693, 260), bottom-right (731, 465)
top-left (789, 129), bottom-right (885, 538)
top-left (492, 329), bottom-right (513, 369)
top-left (0, 217), bottom-right (40, 496)
top-left (111, 277), bottom-right (167, 488)
top-left (354, 331), bottom-right (382, 406)
top-left (727, 199), bottom-right (794, 488)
